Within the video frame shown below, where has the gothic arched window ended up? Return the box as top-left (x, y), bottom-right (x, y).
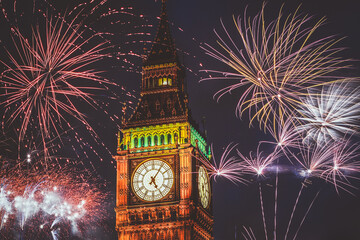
top-left (140, 137), bottom-right (145, 147)
top-left (174, 133), bottom-right (178, 144)
top-left (167, 134), bottom-right (172, 144)
top-left (154, 135), bottom-right (158, 145)
top-left (134, 137), bottom-right (138, 148)
top-left (160, 135), bottom-right (165, 145)
top-left (147, 136), bottom-right (152, 146)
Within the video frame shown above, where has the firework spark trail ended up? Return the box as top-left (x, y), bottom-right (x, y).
top-left (201, 3), bottom-right (352, 132)
top-left (273, 166), bottom-right (278, 240)
top-left (258, 183), bottom-right (268, 240)
top-left (284, 183), bottom-right (305, 240)
top-left (292, 191), bottom-right (320, 240)
top-left (242, 226), bottom-right (256, 240)
top-left (297, 81), bottom-right (360, 145)
top-left (250, 180), bottom-right (320, 240)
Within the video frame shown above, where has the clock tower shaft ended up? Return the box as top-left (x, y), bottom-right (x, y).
top-left (115, 1), bottom-right (213, 239)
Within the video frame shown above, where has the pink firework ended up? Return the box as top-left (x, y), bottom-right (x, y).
top-left (1, 14), bottom-right (108, 152)
top-left (296, 142), bottom-right (336, 179)
top-left (210, 144), bottom-right (248, 185)
top-left (194, 144), bottom-right (248, 185)
top-left (261, 117), bottom-right (303, 163)
top-left (294, 137), bottom-right (360, 193)
top-left (264, 118), bottom-right (301, 150)
top-left (237, 146), bottom-right (281, 176)
top-left (320, 138), bottom-right (360, 194)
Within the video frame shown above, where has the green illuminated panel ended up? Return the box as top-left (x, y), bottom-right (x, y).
top-left (118, 122), bottom-right (210, 159)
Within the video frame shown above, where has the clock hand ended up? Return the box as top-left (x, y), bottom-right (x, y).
top-left (153, 162), bottom-right (164, 179)
top-left (149, 162), bottom-right (165, 188)
top-left (149, 176), bottom-right (158, 188)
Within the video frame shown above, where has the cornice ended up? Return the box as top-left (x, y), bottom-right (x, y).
top-left (140, 87), bottom-right (178, 96)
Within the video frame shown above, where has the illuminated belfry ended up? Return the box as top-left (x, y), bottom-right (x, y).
top-left (115, 0), bottom-right (214, 239)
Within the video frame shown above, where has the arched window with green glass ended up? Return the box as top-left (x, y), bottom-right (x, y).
top-left (134, 137), bottom-right (138, 148)
top-left (154, 135), bottom-right (158, 146)
top-left (160, 135), bottom-right (165, 145)
top-left (147, 136), bottom-right (152, 147)
top-left (140, 137), bottom-right (145, 147)
top-left (167, 134), bottom-right (172, 144)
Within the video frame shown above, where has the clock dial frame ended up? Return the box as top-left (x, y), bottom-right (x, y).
top-left (131, 159), bottom-right (174, 202)
top-left (198, 166), bottom-right (210, 209)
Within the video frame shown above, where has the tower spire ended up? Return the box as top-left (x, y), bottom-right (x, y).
top-left (124, 0), bottom-right (187, 127)
top-left (144, 0), bottom-right (177, 66)
top-left (161, 0), bottom-right (168, 17)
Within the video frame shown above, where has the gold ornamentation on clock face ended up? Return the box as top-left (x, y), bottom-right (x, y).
top-left (198, 166), bottom-right (210, 208)
top-left (132, 159), bottom-right (174, 202)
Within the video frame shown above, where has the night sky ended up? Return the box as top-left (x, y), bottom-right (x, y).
top-left (143, 0), bottom-right (360, 239)
top-left (0, 0), bottom-right (360, 239)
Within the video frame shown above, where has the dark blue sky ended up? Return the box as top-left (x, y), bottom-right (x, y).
top-left (141, 0), bottom-right (360, 239)
top-left (0, 0), bottom-right (359, 239)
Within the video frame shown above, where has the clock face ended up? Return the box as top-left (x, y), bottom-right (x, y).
top-left (198, 166), bottom-right (210, 208)
top-left (132, 159), bottom-right (174, 202)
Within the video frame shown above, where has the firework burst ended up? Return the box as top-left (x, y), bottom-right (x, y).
top-left (201, 3), bottom-right (351, 131)
top-left (320, 138), bottom-right (360, 194)
top-left (297, 81), bottom-right (360, 145)
top-left (296, 142), bottom-right (336, 179)
top-left (264, 118), bottom-right (301, 150)
top-left (0, 157), bottom-right (108, 239)
top-left (192, 144), bottom-right (247, 185)
top-left (293, 137), bottom-right (360, 194)
top-left (237, 146), bottom-right (281, 177)
top-left (210, 144), bottom-right (248, 185)
top-left (0, 13), bottom-right (108, 154)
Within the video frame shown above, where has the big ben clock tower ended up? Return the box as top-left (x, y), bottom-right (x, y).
top-left (115, 0), bottom-right (213, 239)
